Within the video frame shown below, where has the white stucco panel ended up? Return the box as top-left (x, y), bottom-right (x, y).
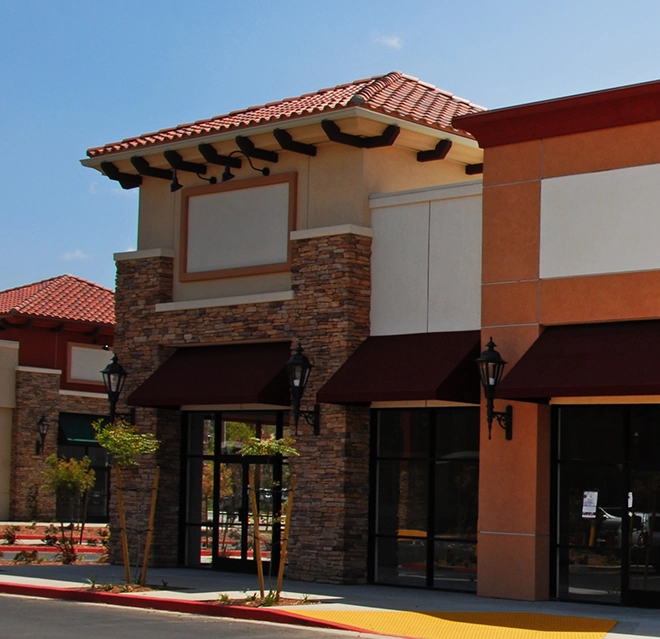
top-left (70, 345), bottom-right (114, 384)
top-left (371, 183), bottom-right (482, 336)
top-left (541, 164), bottom-right (660, 278)
top-left (371, 202), bottom-right (430, 335)
top-left (428, 195), bottom-right (482, 332)
top-left (187, 182), bottom-right (290, 273)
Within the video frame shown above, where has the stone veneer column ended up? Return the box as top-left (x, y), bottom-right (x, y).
top-left (113, 254), bottom-right (178, 566)
top-left (285, 233), bottom-right (371, 583)
top-left (11, 369), bottom-right (60, 520)
top-left (113, 233), bottom-right (371, 581)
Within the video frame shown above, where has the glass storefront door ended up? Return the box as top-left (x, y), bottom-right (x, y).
top-left (554, 405), bottom-right (660, 607)
top-left (371, 407), bottom-right (479, 591)
top-left (182, 411), bottom-right (291, 573)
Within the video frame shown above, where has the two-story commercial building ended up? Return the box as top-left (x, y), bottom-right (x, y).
top-left (84, 69), bottom-right (660, 609)
top-left (82, 71), bottom-right (487, 585)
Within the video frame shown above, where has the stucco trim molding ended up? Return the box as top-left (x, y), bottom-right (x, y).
top-left (59, 389), bottom-right (107, 399)
top-left (155, 290), bottom-right (294, 313)
top-left (290, 225), bottom-right (373, 241)
top-left (114, 248), bottom-right (175, 262)
top-left (370, 180), bottom-right (482, 209)
top-left (16, 366), bottom-right (61, 375)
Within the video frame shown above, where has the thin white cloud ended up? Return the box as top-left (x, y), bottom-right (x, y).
top-left (373, 34), bottom-right (403, 49)
top-left (89, 182), bottom-right (98, 194)
top-left (110, 186), bottom-right (139, 197)
top-left (62, 249), bottom-right (90, 261)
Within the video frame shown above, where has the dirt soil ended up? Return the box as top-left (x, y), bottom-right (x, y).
top-left (216, 596), bottom-right (311, 607)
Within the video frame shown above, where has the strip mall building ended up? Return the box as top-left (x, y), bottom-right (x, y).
top-left (83, 73), bottom-right (660, 607)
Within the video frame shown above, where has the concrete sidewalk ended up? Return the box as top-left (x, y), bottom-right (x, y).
top-left (0, 564), bottom-right (656, 639)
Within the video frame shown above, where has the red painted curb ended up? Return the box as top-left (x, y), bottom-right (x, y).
top-left (0, 582), bottom-right (340, 631)
top-left (0, 546), bottom-right (103, 553)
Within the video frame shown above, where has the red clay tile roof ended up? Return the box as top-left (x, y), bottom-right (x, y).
top-left (87, 71), bottom-right (485, 158)
top-left (0, 275), bottom-right (115, 326)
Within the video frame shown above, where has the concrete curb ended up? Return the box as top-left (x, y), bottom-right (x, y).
top-left (0, 582), bottom-right (351, 632)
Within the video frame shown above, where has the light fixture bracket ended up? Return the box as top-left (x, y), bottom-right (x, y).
top-left (476, 337), bottom-right (513, 441)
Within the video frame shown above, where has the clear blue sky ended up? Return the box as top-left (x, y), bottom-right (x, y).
top-left (2, 1), bottom-right (660, 292)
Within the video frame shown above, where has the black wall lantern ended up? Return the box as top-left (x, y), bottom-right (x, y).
top-left (285, 344), bottom-right (320, 435)
top-left (101, 355), bottom-right (128, 423)
top-left (35, 414), bottom-right (49, 455)
top-left (476, 338), bottom-right (513, 441)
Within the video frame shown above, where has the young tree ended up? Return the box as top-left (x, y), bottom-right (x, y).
top-left (239, 436), bottom-right (299, 598)
top-left (93, 418), bottom-right (160, 585)
top-left (41, 455), bottom-right (96, 563)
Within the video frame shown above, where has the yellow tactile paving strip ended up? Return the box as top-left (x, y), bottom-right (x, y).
top-left (284, 610), bottom-right (617, 639)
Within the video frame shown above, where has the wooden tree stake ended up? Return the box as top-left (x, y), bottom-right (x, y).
top-left (114, 463), bottom-right (131, 585)
top-left (276, 474), bottom-right (296, 597)
top-left (248, 467), bottom-right (265, 596)
top-left (140, 466), bottom-right (160, 586)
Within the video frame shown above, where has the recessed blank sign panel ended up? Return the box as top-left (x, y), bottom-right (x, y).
top-left (186, 181), bottom-right (291, 277)
top-left (540, 164), bottom-right (660, 279)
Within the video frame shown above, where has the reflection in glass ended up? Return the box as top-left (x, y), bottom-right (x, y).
top-left (434, 461), bottom-right (478, 539)
top-left (376, 460), bottom-right (428, 536)
top-left (630, 406), bottom-right (660, 463)
top-left (559, 406), bottom-right (624, 462)
top-left (375, 537), bottom-right (426, 587)
top-left (373, 407), bottom-right (480, 591)
top-left (559, 549), bottom-right (621, 604)
top-left (377, 411), bottom-right (430, 458)
top-left (628, 469), bottom-right (660, 593)
top-left (434, 541), bottom-right (477, 592)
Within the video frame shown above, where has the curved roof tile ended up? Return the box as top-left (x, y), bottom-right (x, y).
top-left (0, 275), bottom-right (114, 325)
top-left (87, 71), bottom-right (485, 158)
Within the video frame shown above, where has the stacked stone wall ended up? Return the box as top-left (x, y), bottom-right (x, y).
top-left (113, 233), bottom-right (371, 582)
top-left (10, 370), bottom-right (108, 521)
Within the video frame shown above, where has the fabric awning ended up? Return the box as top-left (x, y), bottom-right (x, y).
top-left (58, 413), bottom-right (103, 445)
top-left (317, 331), bottom-right (481, 405)
top-left (127, 341), bottom-right (291, 408)
top-left (497, 320), bottom-right (660, 402)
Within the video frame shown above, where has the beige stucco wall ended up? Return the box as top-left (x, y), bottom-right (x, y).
top-left (0, 341), bottom-right (18, 519)
top-left (130, 117), bottom-right (483, 304)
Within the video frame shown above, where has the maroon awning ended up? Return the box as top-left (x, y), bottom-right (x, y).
top-left (317, 331), bottom-right (481, 405)
top-left (498, 320), bottom-right (660, 402)
top-left (127, 341), bottom-right (291, 408)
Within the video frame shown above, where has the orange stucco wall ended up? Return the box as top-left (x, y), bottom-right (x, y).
top-left (478, 117), bottom-right (660, 600)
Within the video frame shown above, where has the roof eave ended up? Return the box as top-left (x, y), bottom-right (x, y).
top-left (454, 78), bottom-right (660, 148)
top-left (81, 105), bottom-right (479, 168)
top-left (0, 312), bottom-right (114, 330)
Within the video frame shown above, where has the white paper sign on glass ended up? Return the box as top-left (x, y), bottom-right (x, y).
top-left (582, 491), bottom-right (598, 519)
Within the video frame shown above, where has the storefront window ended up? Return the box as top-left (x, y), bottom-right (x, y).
top-left (372, 407), bottom-right (479, 591)
top-left (555, 405), bottom-right (660, 607)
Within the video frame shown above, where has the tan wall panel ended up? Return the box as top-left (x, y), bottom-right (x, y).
top-left (479, 399), bottom-right (544, 534)
top-left (138, 180), bottom-right (176, 250)
top-left (483, 141), bottom-right (542, 187)
top-left (477, 533), bottom-right (549, 600)
top-left (482, 281), bottom-right (539, 328)
top-left (482, 325), bottom-right (541, 370)
top-left (365, 145), bottom-right (477, 199)
top-left (542, 120), bottom-right (660, 178)
top-left (540, 270), bottom-right (660, 325)
top-left (482, 182), bottom-right (541, 283)
top-left (0, 341), bottom-right (18, 408)
top-left (0, 407), bottom-right (11, 519)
